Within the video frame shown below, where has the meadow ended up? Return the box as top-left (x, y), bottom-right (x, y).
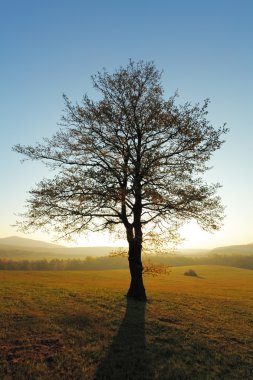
top-left (0, 266), bottom-right (253, 379)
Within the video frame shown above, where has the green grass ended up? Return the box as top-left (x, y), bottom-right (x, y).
top-left (0, 266), bottom-right (253, 379)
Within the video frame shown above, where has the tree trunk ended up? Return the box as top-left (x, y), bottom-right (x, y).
top-left (126, 237), bottom-right (147, 301)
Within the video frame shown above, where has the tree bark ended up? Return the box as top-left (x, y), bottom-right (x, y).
top-left (126, 235), bottom-right (147, 301)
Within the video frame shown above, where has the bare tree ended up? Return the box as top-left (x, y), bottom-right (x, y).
top-left (14, 61), bottom-right (228, 301)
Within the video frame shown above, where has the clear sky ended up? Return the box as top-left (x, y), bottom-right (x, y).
top-left (0, 0), bottom-right (252, 249)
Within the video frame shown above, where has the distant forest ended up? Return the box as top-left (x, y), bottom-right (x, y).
top-left (0, 254), bottom-right (253, 271)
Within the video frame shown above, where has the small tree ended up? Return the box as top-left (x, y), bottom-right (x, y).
top-left (14, 61), bottom-right (227, 301)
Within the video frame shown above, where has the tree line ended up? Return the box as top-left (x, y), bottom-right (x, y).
top-left (0, 254), bottom-right (252, 271)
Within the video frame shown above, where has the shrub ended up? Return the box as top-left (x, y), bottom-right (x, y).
top-left (184, 269), bottom-right (198, 277)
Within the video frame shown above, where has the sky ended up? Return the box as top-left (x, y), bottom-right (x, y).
top-left (0, 0), bottom-right (252, 249)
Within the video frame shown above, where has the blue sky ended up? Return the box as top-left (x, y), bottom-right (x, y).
top-left (1, 0), bottom-right (252, 248)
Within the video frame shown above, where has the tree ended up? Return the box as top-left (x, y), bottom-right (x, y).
top-left (14, 61), bottom-right (228, 301)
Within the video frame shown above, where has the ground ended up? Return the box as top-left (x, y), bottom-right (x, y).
top-left (0, 266), bottom-right (253, 379)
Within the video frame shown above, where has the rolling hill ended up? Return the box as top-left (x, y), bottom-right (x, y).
top-left (0, 236), bottom-right (117, 259)
top-left (0, 236), bottom-right (64, 248)
top-left (210, 243), bottom-right (253, 255)
top-left (0, 236), bottom-right (253, 263)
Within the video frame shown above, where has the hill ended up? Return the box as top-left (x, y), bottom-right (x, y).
top-left (0, 236), bottom-right (64, 248)
top-left (0, 236), bottom-right (118, 260)
top-left (1, 236), bottom-right (253, 264)
top-left (210, 243), bottom-right (253, 255)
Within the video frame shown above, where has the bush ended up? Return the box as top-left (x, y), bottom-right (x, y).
top-left (184, 269), bottom-right (198, 277)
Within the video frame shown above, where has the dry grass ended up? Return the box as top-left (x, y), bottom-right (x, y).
top-left (0, 266), bottom-right (253, 379)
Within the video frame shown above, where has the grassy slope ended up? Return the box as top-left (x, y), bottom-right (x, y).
top-left (0, 266), bottom-right (253, 379)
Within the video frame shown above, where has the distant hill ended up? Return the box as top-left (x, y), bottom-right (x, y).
top-left (0, 236), bottom-right (64, 248)
top-left (0, 236), bottom-right (253, 261)
top-left (0, 236), bottom-right (118, 259)
top-left (210, 243), bottom-right (253, 256)
top-left (177, 248), bottom-right (210, 256)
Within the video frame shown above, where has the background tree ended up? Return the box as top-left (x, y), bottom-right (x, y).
top-left (14, 61), bottom-right (228, 301)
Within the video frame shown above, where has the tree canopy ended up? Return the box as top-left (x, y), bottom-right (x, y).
top-left (14, 60), bottom-right (228, 300)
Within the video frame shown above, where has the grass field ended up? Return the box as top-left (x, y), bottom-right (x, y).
top-left (0, 266), bottom-right (253, 379)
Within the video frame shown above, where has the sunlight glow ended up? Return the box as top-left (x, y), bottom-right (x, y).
top-left (179, 221), bottom-right (214, 249)
top-left (71, 232), bottom-right (127, 247)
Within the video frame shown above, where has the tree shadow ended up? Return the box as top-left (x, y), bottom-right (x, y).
top-left (94, 298), bottom-right (152, 380)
